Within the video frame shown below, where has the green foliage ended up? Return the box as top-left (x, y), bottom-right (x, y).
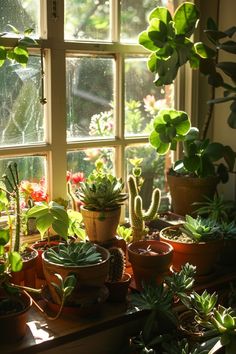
top-left (78, 160), bottom-right (127, 211)
top-left (45, 242), bottom-right (102, 266)
top-left (51, 273), bottom-right (77, 304)
top-left (150, 109), bottom-right (236, 181)
top-left (26, 201), bottom-right (69, 241)
top-left (67, 209), bottom-right (86, 241)
top-left (139, 2), bottom-right (212, 87)
top-left (180, 215), bottom-right (222, 242)
top-left (0, 26), bottom-right (37, 67)
top-left (116, 225), bottom-right (133, 243)
top-left (189, 290), bottom-right (218, 320)
top-left (107, 247), bottom-right (125, 282)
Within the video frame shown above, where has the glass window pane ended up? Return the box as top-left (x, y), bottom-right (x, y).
top-left (0, 56), bottom-right (44, 147)
top-left (125, 144), bottom-right (170, 211)
top-left (65, 0), bottom-right (110, 41)
top-left (66, 57), bottom-right (114, 140)
top-left (0, 0), bottom-right (39, 36)
top-left (121, 0), bottom-right (174, 43)
top-left (125, 57), bottom-right (174, 137)
top-left (67, 148), bottom-right (115, 179)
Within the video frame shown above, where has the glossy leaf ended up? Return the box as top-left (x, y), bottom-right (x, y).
top-left (138, 31), bottom-right (159, 51)
top-left (52, 219), bottom-right (68, 239)
top-left (217, 62), bottom-right (236, 82)
top-left (0, 229), bottom-right (10, 246)
top-left (194, 42), bottom-right (215, 58)
top-left (205, 142), bottom-right (225, 161)
top-left (9, 251), bottom-right (23, 272)
top-left (173, 2), bottom-right (199, 36)
top-left (220, 41), bottom-right (236, 54)
top-left (148, 7), bottom-right (172, 24)
top-left (36, 213), bottom-right (54, 238)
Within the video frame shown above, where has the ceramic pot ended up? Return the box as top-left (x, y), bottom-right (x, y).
top-left (160, 225), bottom-right (222, 276)
top-left (11, 247), bottom-right (38, 287)
top-left (105, 273), bottom-right (131, 302)
top-left (0, 290), bottom-right (32, 343)
top-left (127, 240), bottom-right (173, 290)
top-left (81, 206), bottom-right (121, 242)
top-left (42, 244), bottom-right (110, 305)
top-left (167, 174), bottom-right (219, 216)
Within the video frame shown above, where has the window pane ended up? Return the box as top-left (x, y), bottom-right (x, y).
top-left (121, 0), bottom-right (174, 43)
top-left (67, 148), bottom-right (115, 178)
top-left (0, 0), bottom-right (39, 36)
top-left (65, 0), bottom-right (110, 41)
top-left (0, 156), bottom-right (46, 183)
top-left (125, 57), bottom-right (174, 137)
top-left (125, 144), bottom-right (170, 211)
top-left (0, 56), bottom-right (44, 147)
top-left (66, 57), bottom-right (114, 140)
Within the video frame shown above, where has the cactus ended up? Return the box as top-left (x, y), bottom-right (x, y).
top-left (127, 174), bottom-right (161, 242)
top-left (108, 247), bottom-right (126, 282)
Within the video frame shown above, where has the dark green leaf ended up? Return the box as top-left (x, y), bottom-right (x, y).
top-left (208, 72), bottom-right (224, 87)
top-left (0, 46), bottom-right (7, 60)
top-left (220, 41), bottom-right (236, 54)
top-left (18, 37), bottom-right (38, 47)
top-left (230, 100), bottom-right (236, 111)
top-left (205, 142), bottom-right (225, 161)
top-left (207, 17), bottom-right (218, 31)
top-left (139, 31), bottom-right (159, 51)
top-left (173, 2), bottom-right (199, 36)
top-left (194, 42), bottom-right (215, 58)
top-left (217, 62), bottom-right (236, 82)
top-left (208, 96), bottom-right (235, 105)
top-left (13, 46), bottom-right (29, 65)
top-left (36, 213), bottom-right (54, 237)
top-left (223, 145), bottom-right (236, 171)
top-left (224, 26), bottom-right (236, 37)
top-left (24, 28), bottom-right (34, 35)
top-left (204, 29), bottom-right (228, 42)
top-left (217, 164), bottom-right (229, 183)
top-left (148, 19), bottom-right (167, 47)
top-left (52, 219), bottom-right (68, 239)
top-left (147, 52), bottom-right (157, 72)
top-left (0, 229), bottom-right (10, 246)
top-left (183, 156), bottom-right (201, 172)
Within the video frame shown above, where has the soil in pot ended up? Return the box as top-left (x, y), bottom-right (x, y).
top-left (128, 240), bottom-right (173, 291)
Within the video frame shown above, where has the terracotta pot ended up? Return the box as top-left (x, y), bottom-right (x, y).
top-left (32, 240), bottom-right (61, 279)
top-left (160, 225), bottom-right (222, 276)
top-left (105, 273), bottom-right (131, 302)
top-left (42, 244), bottom-right (110, 305)
top-left (11, 247), bottom-right (38, 287)
top-left (0, 290), bottom-right (32, 343)
top-left (167, 174), bottom-right (219, 216)
top-left (81, 206), bottom-right (121, 242)
top-left (127, 240), bottom-right (173, 291)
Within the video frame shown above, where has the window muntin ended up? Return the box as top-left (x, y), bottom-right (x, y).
top-left (65, 0), bottom-right (111, 41)
top-left (0, 0), bottom-right (39, 36)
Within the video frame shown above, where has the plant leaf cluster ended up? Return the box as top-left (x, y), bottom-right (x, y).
top-left (180, 215), bottom-right (222, 242)
top-left (45, 242), bottom-right (102, 266)
top-left (139, 3), bottom-right (213, 87)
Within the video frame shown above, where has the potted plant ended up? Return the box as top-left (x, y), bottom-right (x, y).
top-left (0, 162), bottom-right (38, 287)
top-left (138, 2), bottom-right (236, 216)
top-left (0, 208), bottom-right (32, 342)
top-left (159, 215), bottom-right (223, 277)
top-left (77, 160), bottom-right (128, 243)
top-left (42, 241), bottom-right (110, 309)
top-left (105, 247), bottom-right (131, 303)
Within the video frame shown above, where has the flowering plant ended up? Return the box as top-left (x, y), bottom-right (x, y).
top-left (19, 177), bottom-right (48, 208)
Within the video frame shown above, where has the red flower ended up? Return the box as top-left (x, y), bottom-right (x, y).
top-left (71, 172), bottom-right (85, 185)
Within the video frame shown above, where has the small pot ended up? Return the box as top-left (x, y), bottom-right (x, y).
top-left (11, 247), bottom-right (38, 287)
top-left (105, 273), bottom-right (131, 302)
top-left (128, 240), bottom-right (173, 290)
top-left (0, 290), bottom-right (32, 343)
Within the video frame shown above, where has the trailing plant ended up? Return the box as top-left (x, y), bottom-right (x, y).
top-left (180, 215), bottom-right (222, 242)
top-left (77, 160), bottom-right (127, 213)
top-left (44, 242), bottom-right (102, 266)
top-left (127, 161), bottom-right (161, 241)
top-left (107, 247), bottom-right (125, 282)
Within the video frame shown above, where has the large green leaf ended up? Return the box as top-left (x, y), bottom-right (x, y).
top-left (183, 156), bottom-right (201, 172)
top-left (9, 251), bottom-right (23, 272)
top-left (52, 219), bottom-right (68, 239)
top-left (139, 31), bottom-right (159, 51)
top-left (50, 206), bottom-right (69, 224)
top-left (194, 42), bottom-right (215, 58)
top-left (27, 203), bottom-right (48, 218)
top-left (148, 7), bottom-right (172, 25)
top-left (173, 2), bottom-right (199, 36)
top-left (217, 62), bottom-right (236, 82)
top-left (205, 142), bottom-right (225, 161)
top-left (13, 46), bottom-right (29, 65)
top-left (0, 229), bottom-right (10, 246)
top-left (149, 130), bottom-right (170, 154)
top-left (220, 41), bottom-right (236, 54)
top-left (147, 18), bottom-right (167, 47)
top-left (36, 213), bottom-right (54, 238)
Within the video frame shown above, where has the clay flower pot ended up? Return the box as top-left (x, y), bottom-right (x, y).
top-left (160, 225), bottom-right (222, 276)
top-left (80, 206), bottom-right (121, 243)
top-left (105, 273), bottom-right (131, 302)
top-left (0, 290), bottom-right (32, 343)
top-left (11, 247), bottom-right (38, 287)
top-left (127, 240), bottom-right (173, 290)
top-left (42, 244), bottom-right (110, 305)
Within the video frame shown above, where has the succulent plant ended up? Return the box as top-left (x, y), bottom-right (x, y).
top-left (127, 174), bottom-right (161, 241)
top-left (107, 247), bottom-right (125, 282)
top-left (116, 225), bottom-right (133, 243)
top-left (45, 242), bottom-right (103, 266)
top-left (190, 290), bottom-right (218, 321)
top-left (219, 221), bottom-right (236, 240)
top-left (180, 215), bottom-right (222, 242)
top-left (77, 161), bottom-right (127, 212)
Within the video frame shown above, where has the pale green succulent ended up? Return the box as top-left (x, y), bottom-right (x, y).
top-left (180, 215), bottom-right (222, 242)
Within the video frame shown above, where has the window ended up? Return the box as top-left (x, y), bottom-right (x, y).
top-left (0, 0), bottom-right (179, 211)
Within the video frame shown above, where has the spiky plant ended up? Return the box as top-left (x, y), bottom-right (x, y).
top-left (107, 247), bottom-right (125, 282)
top-left (128, 174), bottom-right (161, 241)
top-left (180, 215), bottom-right (222, 242)
top-left (77, 160), bottom-right (127, 212)
top-left (45, 242), bottom-right (102, 266)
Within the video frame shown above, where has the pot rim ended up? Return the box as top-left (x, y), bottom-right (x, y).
top-left (127, 240), bottom-right (174, 257)
top-left (0, 291), bottom-right (32, 320)
top-left (42, 243), bottom-right (110, 268)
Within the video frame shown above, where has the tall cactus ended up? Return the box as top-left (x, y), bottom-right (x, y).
top-left (108, 247), bottom-right (126, 282)
top-left (128, 174), bottom-right (161, 242)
